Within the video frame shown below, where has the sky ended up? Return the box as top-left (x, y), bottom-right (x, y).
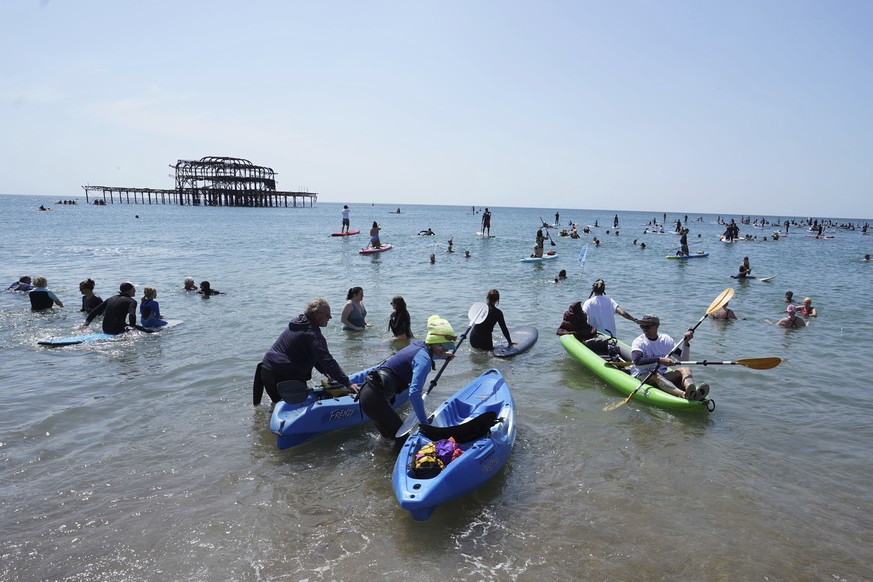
top-left (2, 1), bottom-right (872, 219)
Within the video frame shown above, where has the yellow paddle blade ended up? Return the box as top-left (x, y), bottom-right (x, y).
top-left (602, 392), bottom-right (634, 412)
top-left (735, 357), bottom-right (782, 370)
top-left (706, 287), bottom-right (735, 315)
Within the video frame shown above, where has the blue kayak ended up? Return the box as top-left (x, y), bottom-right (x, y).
top-left (392, 368), bottom-right (516, 521)
top-left (270, 385), bottom-right (409, 449)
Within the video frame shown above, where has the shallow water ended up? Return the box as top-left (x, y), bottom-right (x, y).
top-left (1, 194), bottom-right (871, 581)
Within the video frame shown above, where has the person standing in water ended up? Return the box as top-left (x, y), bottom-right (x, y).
top-left (469, 289), bottom-right (515, 350)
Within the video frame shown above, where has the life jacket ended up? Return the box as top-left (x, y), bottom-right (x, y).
top-left (412, 437), bottom-right (463, 478)
top-left (29, 290), bottom-right (53, 311)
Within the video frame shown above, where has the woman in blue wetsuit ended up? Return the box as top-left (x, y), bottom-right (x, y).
top-left (340, 286), bottom-right (370, 330)
top-left (469, 289), bottom-right (514, 350)
top-left (350, 315), bottom-right (456, 440)
top-left (140, 287), bottom-right (167, 327)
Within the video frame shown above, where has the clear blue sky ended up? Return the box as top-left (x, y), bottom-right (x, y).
top-left (2, 1), bottom-right (871, 218)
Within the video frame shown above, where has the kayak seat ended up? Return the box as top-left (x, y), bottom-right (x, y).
top-left (420, 411), bottom-right (498, 443)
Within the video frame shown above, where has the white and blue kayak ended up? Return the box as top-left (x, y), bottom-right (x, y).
top-left (270, 385), bottom-right (410, 449)
top-left (520, 252), bottom-right (558, 263)
top-left (392, 368), bottom-right (516, 521)
top-left (38, 320), bottom-right (182, 346)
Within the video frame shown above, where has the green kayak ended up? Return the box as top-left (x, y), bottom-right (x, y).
top-left (559, 334), bottom-right (709, 411)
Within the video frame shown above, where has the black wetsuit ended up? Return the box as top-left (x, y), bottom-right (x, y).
top-left (81, 295), bottom-right (102, 314)
top-left (86, 294), bottom-right (137, 334)
top-left (469, 304), bottom-right (512, 350)
top-left (29, 290), bottom-right (54, 311)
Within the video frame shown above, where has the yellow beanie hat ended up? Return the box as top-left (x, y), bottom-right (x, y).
top-left (425, 315), bottom-right (456, 344)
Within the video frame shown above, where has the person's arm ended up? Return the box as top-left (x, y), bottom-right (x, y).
top-left (48, 290), bottom-right (64, 308)
top-left (312, 336), bottom-right (352, 388)
top-left (408, 349), bottom-right (433, 423)
top-left (615, 306), bottom-right (637, 324)
top-left (496, 311), bottom-right (514, 344)
top-left (127, 300), bottom-right (137, 327)
top-left (84, 299), bottom-right (107, 325)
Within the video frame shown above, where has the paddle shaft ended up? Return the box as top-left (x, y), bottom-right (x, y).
top-left (608, 357), bottom-right (781, 370)
top-left (394, 303), bottom-right (488, 438)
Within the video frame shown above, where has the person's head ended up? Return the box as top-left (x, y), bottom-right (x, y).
top-left (592, 279), bottom-right (606, 295)
top-left (19, 276), bottom-right (32, 284)
top-left (200, 281), bottom-right (211, 292)
top-left (390, 296), bottom-right (407, 313)
top-left (79, 278), bottom-right (95, 293)
top-left (33, 276), bottom-right (47, 288)
top-left (142, 286), bottom-right (157, 300)
top-left (347, 286), bottom-right (363, 300)
top-left (184, 277), bottom-right (196, 289)
top-left (558, 269), bottom-right (567, 279)
top-left (803, 297), bottom-right (812, 305)
top-left (786, 304), bottom-right (796, 315)
top-left (785, 291), bottom-right (793, 302)
top-left (486, 289), bottom-right (500, 305)
top-left (343, 204), bottom-right (348, 209)
top-left (865, 254), bottom-right (870, 261)
top-left (372, 221), bottom-right (378, 228)
top-left (425, 315), bottom-right (457, 357)
top-left (743, 256), bottom-right (750, 263)
top-left (638, 314), bottom-right (660, 337)
top-left (119, 281), bottom-right (135, 296)
top-left (305, 297), bottom-right (332, 327)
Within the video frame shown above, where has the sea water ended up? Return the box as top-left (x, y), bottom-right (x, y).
top-left (1, 194), bottom-right (871, 581)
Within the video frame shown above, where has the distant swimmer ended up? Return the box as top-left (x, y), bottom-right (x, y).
top-left (776, 304), bottom-right (806, 328)
top-left (711, 301), bottom-right (737, 320)
top-left (418, 228), bottom-right (435, 236)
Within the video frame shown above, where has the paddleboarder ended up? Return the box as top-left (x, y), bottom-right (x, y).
top-left (341, 204), bottom-right (351, 234)
top-left (481, 208), bottom-right (492, 236)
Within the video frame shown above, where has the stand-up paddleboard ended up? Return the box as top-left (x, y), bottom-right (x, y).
top-left (520, 253), bottom-right (558, 263)
top-left (666, 251), bottom-right (709, 259)
top-left (331, 230), bottom-right (360, 237)
top-left (359, 243), bottom-right (393, 254)
top-left (476, 232), bottom-right (496, 238)
top-left (39, 320), bottom-right (183, 346)
top-left (805, 234), bottom-right (834, 239)
top-left (758, 276), bottom-right (776, 282)
top-left (492, 325), bottom-right (538, 358)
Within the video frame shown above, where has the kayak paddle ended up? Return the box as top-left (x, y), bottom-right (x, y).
top-left (394, 302), bottom-right (488, 439)
top-left (603, 287), bottom-right (735, 412)
top-left (607, 357), bottom-right (781, 370)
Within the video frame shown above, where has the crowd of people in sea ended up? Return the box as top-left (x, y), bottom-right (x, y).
top-left (10, 203), bottom-right (868, 446)
top-left (6, 276), bottom-right (222, 334)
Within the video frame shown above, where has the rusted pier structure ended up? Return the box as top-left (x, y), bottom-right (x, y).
top-left (82, 156), bottom-right (317, 207)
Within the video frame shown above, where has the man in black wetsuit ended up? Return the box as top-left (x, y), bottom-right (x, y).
top-left (84, 282), bottom-right (137, 334)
